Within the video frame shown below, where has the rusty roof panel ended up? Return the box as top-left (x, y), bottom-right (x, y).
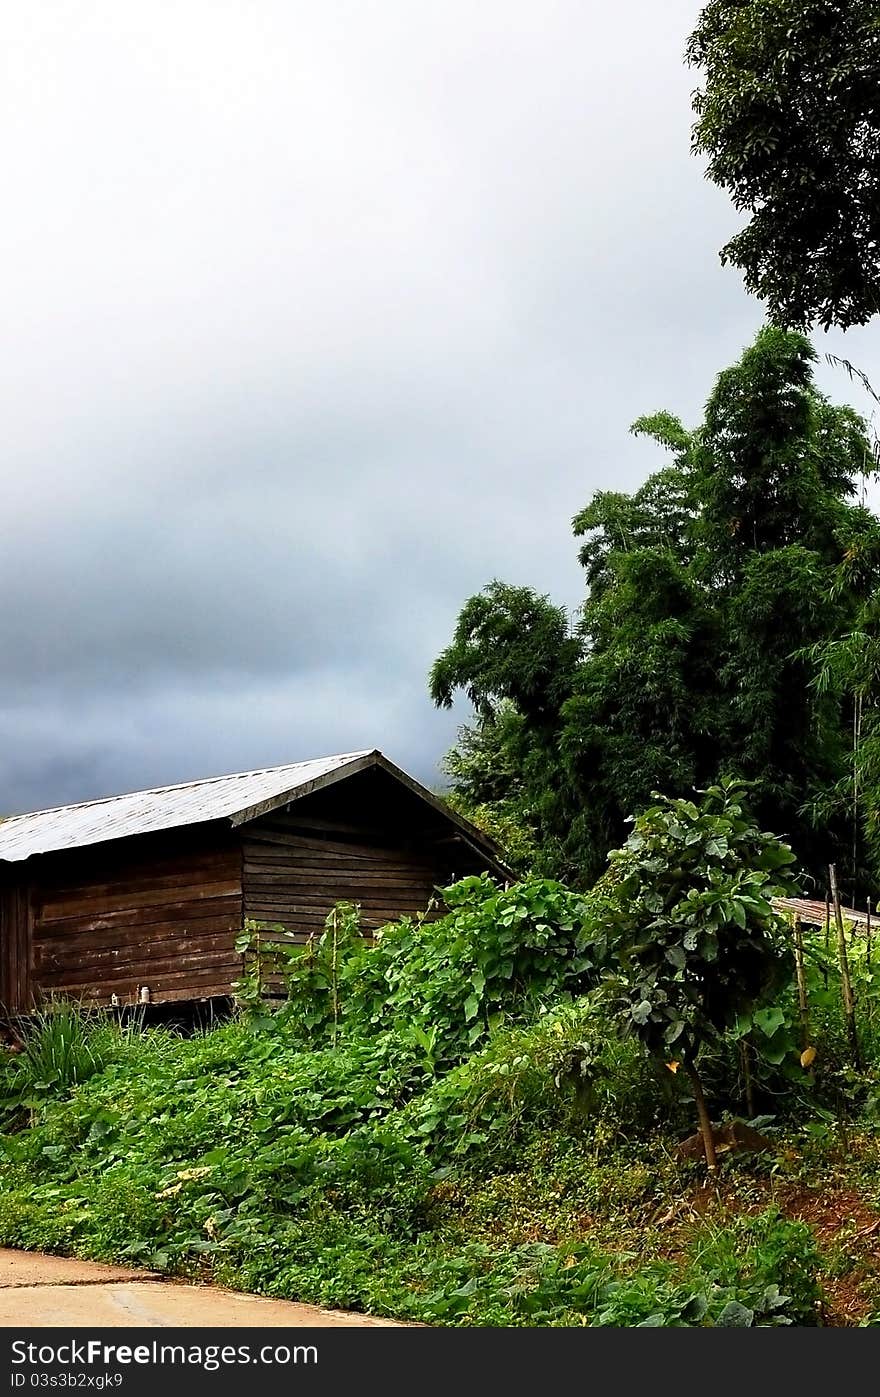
top-left (0, 751), bottom-right (374, 864)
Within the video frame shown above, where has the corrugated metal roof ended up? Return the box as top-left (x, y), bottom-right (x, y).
top-left (774, 895), bottom-right (873, 928)
top-left (0, 751), bottom-right (375, 864)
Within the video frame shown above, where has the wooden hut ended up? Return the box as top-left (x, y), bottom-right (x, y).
top-left (0, 750), bottom-right (508, 1013)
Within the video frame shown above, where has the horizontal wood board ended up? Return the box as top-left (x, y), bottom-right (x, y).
top-left (28, 827), bottom-right (243, 1008)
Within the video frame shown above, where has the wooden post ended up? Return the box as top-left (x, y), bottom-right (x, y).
top-left (867, 897), bottom-right (872, 966)
top-left (823, 893), bottom-right (831, 988)
top-left (793, 916), bottom-right (810, 1052)
top-left (830, 864), bottom-right (860, 1069)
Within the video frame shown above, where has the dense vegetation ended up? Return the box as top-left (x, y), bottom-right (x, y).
top-left (433, 327), bottom-right (879, 892)
top-left (4, 787), bottom-right (880, 1326)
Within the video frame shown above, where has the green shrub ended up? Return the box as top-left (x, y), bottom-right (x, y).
top-left (247, 876), bottom-right (602, 1067)
top-left (690, 1208), bottom-right (821, 1326)
top-left (406, 993), bottom-right (666, 1166)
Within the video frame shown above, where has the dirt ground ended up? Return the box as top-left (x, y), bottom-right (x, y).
top-left (0, 1249), bottom-right (401, 1327)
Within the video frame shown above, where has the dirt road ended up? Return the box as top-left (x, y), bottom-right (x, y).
top-left (0, 1250), bottom-right (400, 1327)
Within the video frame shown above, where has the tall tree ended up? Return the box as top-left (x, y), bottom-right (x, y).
top-left (429, 584), bottom-right (578, 877)
top-left (687, 0), bottom-right (880, 330)
top-left (432, 329), bottom-right (874, 889)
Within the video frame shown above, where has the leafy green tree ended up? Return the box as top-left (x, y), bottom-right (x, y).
top-left (689, 331), bottom-right (868, 569)
top-left (439, 704), bottom-right (540, 873)
top-left (432, 328), bottom-right (874, 888)
top-left (560, 545), bottom-right (722, 878)
top-left (688, 0), bottom-right (880, 330)
top-left (430, 583), bottom-right (579, 877)
top-left (429, 583), bottom-right (580, 722)
top-left (601, 783), bottom-right (798, 1169)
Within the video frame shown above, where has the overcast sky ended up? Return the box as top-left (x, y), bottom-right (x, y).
top-left (2, 1), bottom-right (878, 813)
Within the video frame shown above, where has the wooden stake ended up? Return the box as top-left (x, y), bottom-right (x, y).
top-left (867, 897), bottom-right (872, 966)
top-left (793, 916), bottom-right (810, 1052)
top-left (830, 864), bottom-right (860, 1069)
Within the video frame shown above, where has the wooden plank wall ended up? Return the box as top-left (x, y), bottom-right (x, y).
top-left (243, 821), bottom-right (444, 937)
top-left (242, 798), bottom-right (490, 941)
top-left (30, 828), bottom-right (243, 1006)
top-left (0, 875), bottom-right (33, 1014)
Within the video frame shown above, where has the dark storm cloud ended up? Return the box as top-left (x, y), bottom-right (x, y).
top-left (2, 0), bottom-right (877, 812)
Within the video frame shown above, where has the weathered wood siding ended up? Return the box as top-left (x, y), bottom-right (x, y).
top-left (29, 827), bottom-right (243, 1007)
top-left (0, 874), bottom-right (32, 1013)
top-left (242, 767), bottom-right (488, 939)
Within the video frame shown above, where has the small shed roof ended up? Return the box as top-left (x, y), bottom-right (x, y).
top-left (0, 750), bottom-right (507, 868)
top-left (773, 895), bottom-right (872, 928)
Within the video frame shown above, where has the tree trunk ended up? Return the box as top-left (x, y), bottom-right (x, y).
top-left (684, 1060), bottom-right (717, 1172)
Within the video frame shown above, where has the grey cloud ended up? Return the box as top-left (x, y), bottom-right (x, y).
top-left (2, 0), bottom-right (878, 813)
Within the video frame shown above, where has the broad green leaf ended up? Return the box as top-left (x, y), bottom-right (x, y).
top-left (716, 1301), bottom-right (754, 1328)
top-left (753, 1006), bottom-right (786, 1038)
